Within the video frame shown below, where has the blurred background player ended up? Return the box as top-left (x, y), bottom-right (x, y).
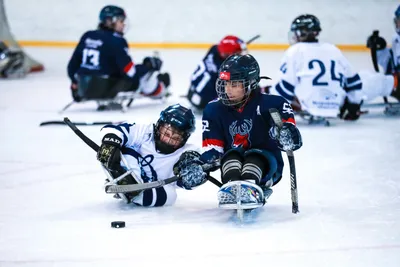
top-left (97, 104), bottom-right (208, 206)
top-left (67, 5), bottom-right (170, 110)
top-left (269, 14), bottom-right (398, 121)
top-left (365, 5), bottom-right (400, 102)
top-left (185, 35), bottom-right (247, 112)
top-left (0, 41), bottom-right (25, 78)
top-left (174, 54), bottom-right (302, 208)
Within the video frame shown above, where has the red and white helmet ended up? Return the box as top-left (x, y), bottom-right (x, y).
top-left (217, 35), bottom-right (247, 59)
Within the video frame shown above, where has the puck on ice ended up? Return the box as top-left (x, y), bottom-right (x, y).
top-left (111, 221), bottom-right (125, 228)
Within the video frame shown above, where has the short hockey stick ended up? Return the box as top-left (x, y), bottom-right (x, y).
top-left (104, 160), bottom-right (220, 194)
top-left (246, 34), bottom-right (261, 45)
top-left (64, 117), bottom-right (223, 192)
top-left (269, 108), bottom-right (299, 214)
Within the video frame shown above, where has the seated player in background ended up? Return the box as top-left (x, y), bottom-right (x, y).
top-left (0, 41), bottom-right (25, 78)
top-left (174, 54), bottom-right (303, 207)
top-left (365, 5), bottom-right (400, 101)
top-left (269, 14), bottom-right (399, 121)
top-left (97, 104), bottom-right (209, 206)
top-left (186, 35), bottom-right (247, 112)
top-left (67, 5), bottom-right (170, 110)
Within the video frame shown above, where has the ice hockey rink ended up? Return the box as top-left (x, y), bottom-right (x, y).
top-left (0, 48), bottom-right (399, 267)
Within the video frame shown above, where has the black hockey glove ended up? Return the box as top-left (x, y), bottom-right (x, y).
top-left (97, 134), bottom-right (122, 170)
top-left (143, 57), bottom-right (162, 71)
top-left (269, 123), bottom-right (302, 152)
top-left (339, 97), bottom-right (362, 121)
top-left (173, 151), bottom-right (207, 190)
top-left (70, 83), bottom-right (81, 102)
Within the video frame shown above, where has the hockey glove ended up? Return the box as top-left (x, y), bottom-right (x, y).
top-left (339, 97), bottom-right (362, 121)
top-left (143, 57), bottom-right (162, 71)
top-left (269, 123), bottom-right (302, 151)
top-left (97, 134), bottom-right (122, 170)
top-left (173, 151), bottom-right (207, 190)
top-left (70, 83), bottom-right (81, 102)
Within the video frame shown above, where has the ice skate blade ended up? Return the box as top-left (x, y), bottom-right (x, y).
top-left (218, 203), bottom-right (263, 210)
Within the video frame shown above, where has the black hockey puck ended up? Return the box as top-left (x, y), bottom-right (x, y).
top-left (111, 221), bottom-right (125, 228)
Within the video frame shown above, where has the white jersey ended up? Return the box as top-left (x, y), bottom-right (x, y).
top-left (392, 33), bottom-right (400, 68)
top-left (100, 122), bottom-right (198, 207)
top-left (270, 42), bottom-right (362, 117)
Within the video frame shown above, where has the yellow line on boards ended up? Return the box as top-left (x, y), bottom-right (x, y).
top-left (16, 40), bottom-right (369, 51)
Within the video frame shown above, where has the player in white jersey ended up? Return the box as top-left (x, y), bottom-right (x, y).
top-left (96, 104), bottom-right (208, 207)
top-left (270, 14), bottom-right (398, 120)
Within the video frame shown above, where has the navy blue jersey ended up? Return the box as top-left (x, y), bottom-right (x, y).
top-left (187, 45), bottom-right (225, 108)
top-left (67, 29), bottom-right (147, 83)
top-left (201, 91), bottom-right (297, 179)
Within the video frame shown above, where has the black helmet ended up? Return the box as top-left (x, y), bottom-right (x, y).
top-left (154, 104), bottom-right (196, 154)
top-left (98, 5), bottom-right (126, 31)
top-left (290, 14), bottom-right (321, 43)
top-left (216, 54), bottom-right (261, 107)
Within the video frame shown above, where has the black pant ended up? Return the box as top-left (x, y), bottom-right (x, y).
top-left (77, 75), bottom-right (139, 100)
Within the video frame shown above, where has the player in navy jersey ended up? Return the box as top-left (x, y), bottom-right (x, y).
top-left (175, 54), bottom-right (303, 207)
top-left (186, 35), bottom-right (247, 112)
top-left (67, 5), bottom-right (170, 109)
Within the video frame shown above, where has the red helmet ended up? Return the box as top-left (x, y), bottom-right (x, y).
top-left (217, 35), bottom-right (247, 59)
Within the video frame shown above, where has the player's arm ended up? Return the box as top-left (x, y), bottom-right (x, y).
top-left (271, 49), bottom-right (298, 103)
top-left (96, 122), bottom-right (150, 169)
top-left (200, 104), bottom-right (225, 163)
top-left (266, 97), bottom-right (302, 152)
top-left (67, 33), bottom-right (87, 83)
top-left (112, 38), bottom-right (150, 80)
top-left (190, 48), bottom-right (219, 94)
top-left (337, 52), bottom-right (364, 120)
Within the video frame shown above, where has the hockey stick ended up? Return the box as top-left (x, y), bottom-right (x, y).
top-left (367, 30), bottom-right (388, 104)
top-left (64, 117), bottom-right (100, 151)
top-left (104, 160), bottom-right (220, 194)
top-left (269, 108), bottom-right (299, 214)
top-left (40, 120), bottom-right (120, 127)
top-left (246, 34), bottom-right (261, 45)
top-left (64, 117), bottom-right (223, 192)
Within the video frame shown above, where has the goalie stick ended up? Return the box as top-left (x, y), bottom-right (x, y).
top-left (63, 117), bottom-right (223, 193)
top-left (269, 108), bottom-right (299, 214)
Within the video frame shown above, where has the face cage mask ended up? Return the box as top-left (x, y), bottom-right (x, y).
top-left (154, 123), bottom-right (188, 154)
top-left (216, 79), bottom-right (255, 107)
top-left (288, 30), bottom-right (319, 44)
top-left (394, 17), bottom-right (400, 34)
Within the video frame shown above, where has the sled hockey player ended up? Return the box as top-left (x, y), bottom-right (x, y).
top-left (269, 14), bottom-right (399, 121)
top-left (0, 41), bottom-right (25, 78)
top-left (96, 104), bottom-right (208, 207)
top-left (186, 35), bottom-right (247, 112)
top-left (175, 54), bottom-right (303, 209)
top-left (67, 5), bottom-right (170, 110)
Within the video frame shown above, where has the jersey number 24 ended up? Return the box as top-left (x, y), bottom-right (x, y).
top-left (309, 59), bottom-right (344, 87)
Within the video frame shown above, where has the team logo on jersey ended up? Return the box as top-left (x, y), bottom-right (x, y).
top-left (219, 71), bottom-right (231, 80)
top-left (229, 119), bottom-right (252, 149)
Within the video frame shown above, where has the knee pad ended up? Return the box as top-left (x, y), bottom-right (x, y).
top-left (221, 147), bottom-right (244, 184)
top-left (243, 149), bottom-right (278, 184)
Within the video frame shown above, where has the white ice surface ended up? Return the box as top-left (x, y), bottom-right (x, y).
top-left (0, 48), bottom-right (399, 267)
